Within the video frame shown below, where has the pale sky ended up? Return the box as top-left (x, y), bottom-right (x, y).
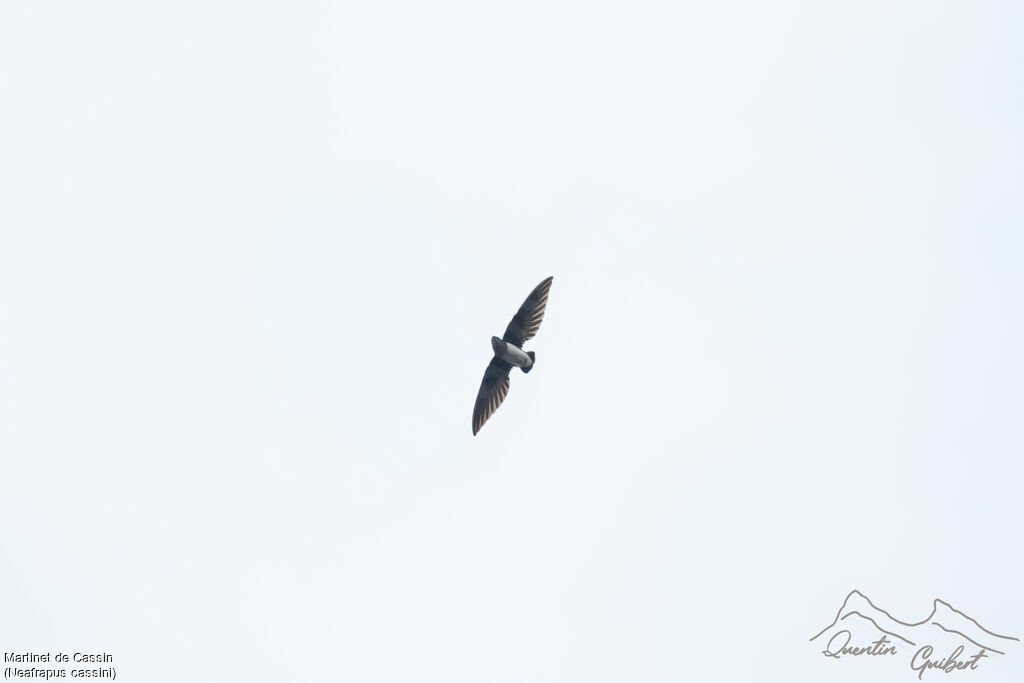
top-left (1, 2), bottom-right (1022, 682)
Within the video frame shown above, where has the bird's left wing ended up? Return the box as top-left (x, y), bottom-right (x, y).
top-left (472, 358), bottom-right (512, 435)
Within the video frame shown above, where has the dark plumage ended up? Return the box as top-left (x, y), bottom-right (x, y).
top-left (472, 276), bottom-right (553, 435)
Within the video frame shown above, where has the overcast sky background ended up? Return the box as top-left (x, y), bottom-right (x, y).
top-left (1, 2), bottom-right (1022, 681)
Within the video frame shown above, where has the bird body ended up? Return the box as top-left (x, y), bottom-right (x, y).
top-left (472, 276), bottom-right (553, 435)
top-left (491, 336), bottom-right (534, 370)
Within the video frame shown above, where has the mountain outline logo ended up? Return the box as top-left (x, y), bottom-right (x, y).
top-left (810, 589), bottom-right (1019, 679)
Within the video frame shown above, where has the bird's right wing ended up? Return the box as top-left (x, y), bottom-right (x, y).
top-left (472, 358), bottom-right (512, 435)
top-left (502, 276), bottom-right (553, 348)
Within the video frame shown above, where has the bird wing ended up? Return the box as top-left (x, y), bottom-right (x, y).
top-left (502, 276), bottom-right (553, 348)
top-left (472, 358), bottom-right (512, 435)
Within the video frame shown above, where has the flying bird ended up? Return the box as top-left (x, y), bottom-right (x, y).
top-left (472, 276), bottom-right (553, 435)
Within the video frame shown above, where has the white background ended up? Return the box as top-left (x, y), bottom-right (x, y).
top-left (1, 1), bottom-right (1022, 681)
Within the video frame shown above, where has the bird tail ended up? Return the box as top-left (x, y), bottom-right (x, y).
top-left (522, 351), bottom-right (535, 373)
